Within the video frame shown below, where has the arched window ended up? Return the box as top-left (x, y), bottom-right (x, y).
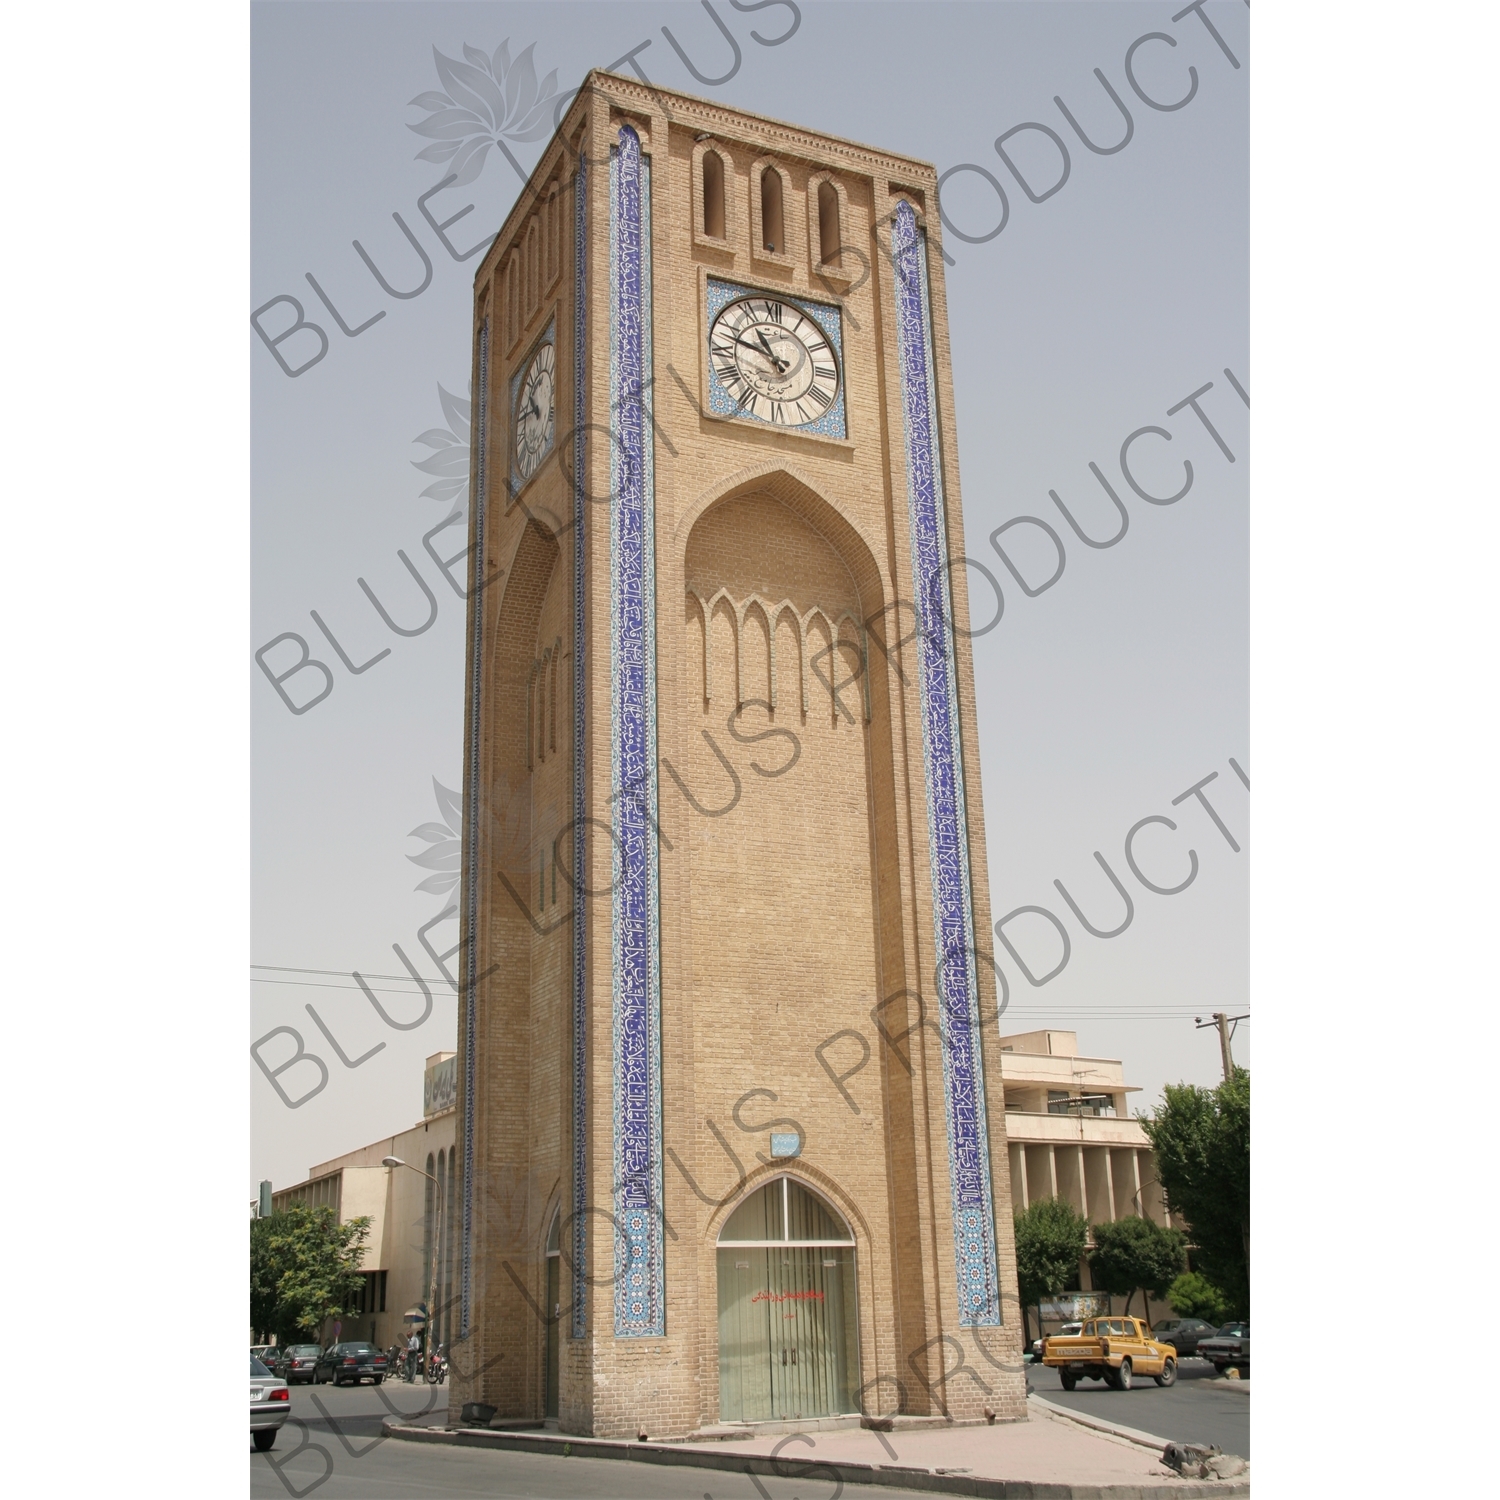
top-left (506, 254), bottom-right (520, 348)
top-left (525, 220), bottom-right (539, 315)
top-left (760, 167), bottom-right (784, 254)
top-left (423, 1152), bottom-right (436, 1329)
top-left (549, 637), bottom-right (559, 754)
top-left (544, 1210), bottom-right (562, 1418)
top-left (434, 1150), bottom-right (447, 1345)
top-left (817, 181), bottom-right (841, 267)
top-left (702, 149), bottom-right (725, 239)
top-left (716, 1177), bottom-right (858, 1422)
top-left (719, 1175), bottom-right (853, 1244)
top-left (538, 648), bottom-right (551, 765)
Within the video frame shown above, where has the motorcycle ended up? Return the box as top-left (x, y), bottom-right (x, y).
top-left (426, 1348), bottom-right (447, 1385)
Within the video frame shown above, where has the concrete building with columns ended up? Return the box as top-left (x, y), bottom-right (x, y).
top-left (1002, 1029), bottom-right (1183, 1330)
top-left (451, 73), bottom-right (1027, 1437)
top-left (1002, 1029), bottom-right (1172, 1230)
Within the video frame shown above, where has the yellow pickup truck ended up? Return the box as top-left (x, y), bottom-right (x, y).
top-left (1041, 1315), bottom-right (1177, 1391)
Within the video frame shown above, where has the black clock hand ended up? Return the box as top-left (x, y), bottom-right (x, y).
top-left (752, 328), bottom-right (789, 372)
top-left (731, 334), bottom-right (787, 375)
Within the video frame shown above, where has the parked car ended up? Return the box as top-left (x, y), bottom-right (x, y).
top-left (1151, 1316), bottom-right (1217, 1358)
top-left (251, 1355), bottom-right (291, 1452)
top-left (251, 1344), bottom-right (277, 1365)
top-left (1196, 1321), bottom-right (1250, 1374)
top-left (315, 1342), bottom-right (388, 1386)
top-left (274, 1344), bottom-right (322, 1384)
top-left (1041, 1316), bottom-right (1178, 1391)
top-left (1031, 1322), bottom-right (1082, 1360)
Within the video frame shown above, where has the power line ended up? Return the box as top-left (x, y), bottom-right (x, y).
top-left (251, 976), bottom-right (455, 999)
top-left (252, 962), bottom-right (440, 984)
top-left (247, 962), bottom-right (1241, 1021)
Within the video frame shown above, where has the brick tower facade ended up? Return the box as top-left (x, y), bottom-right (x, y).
top-left (452, 71), bottom-right (1025, 1437)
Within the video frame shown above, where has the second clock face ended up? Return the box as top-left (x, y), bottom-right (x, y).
top-left (708, 296), bottom-right (840, 427)
top-left (515, 341), bottom-right (556, 481)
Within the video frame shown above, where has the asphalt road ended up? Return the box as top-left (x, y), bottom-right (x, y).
top-left (251, 1377), bottom-right (941, 1500)
top-left (1026, 1355), bottom-right (1250, 1457)
top-left (252, 1363), bottom-right (1249, 1496)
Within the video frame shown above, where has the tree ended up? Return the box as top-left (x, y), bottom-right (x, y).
top-left (1013, 1197), bottom-right (1089, 1345)
top-left (1167, 1271), bottom-right (1230, 1325)
top-left (1087, 1215), bottom-right (1186, 1315)
top-left (250, 1205), bottom-right (372, 1347)
top-left (1141, 1067), bottom-right (1250, 1316)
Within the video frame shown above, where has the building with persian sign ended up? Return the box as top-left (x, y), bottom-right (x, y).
top-left (452, 72), bottom-right (1025, 1436)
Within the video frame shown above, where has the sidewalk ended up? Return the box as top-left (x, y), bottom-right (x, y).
top-left (386, 1396), bottom-right (1249, 1498)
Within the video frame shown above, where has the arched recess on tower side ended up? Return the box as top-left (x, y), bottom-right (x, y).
top-left (462, 512), bottom-right (561, 1418)
top-left (481, 516), bottom-right (563, 900)
top-left (670, 459), bottom-right (912, 1072)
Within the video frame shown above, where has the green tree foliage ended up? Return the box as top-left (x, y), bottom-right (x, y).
top-left (250, 1205), bottom-right (372, 1346)
top-left (1141, 1067), bottom-right (1250, 1315)
top-left (1167, 1270), bottom-right (1230, 1325)
top-left (1087, 1215), bottom-right (1186, 1315)
top-left (1013, 1197), bottom-right (1089, 1343)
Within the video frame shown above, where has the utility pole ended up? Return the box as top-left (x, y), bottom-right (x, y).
top-left (1195, 1013), bottom-right (1249, 1081)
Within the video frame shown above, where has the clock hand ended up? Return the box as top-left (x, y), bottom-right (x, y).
top-left (731, 334), bottom-right (788, 376)
top-left (752, 328), bottom-right (789, 372)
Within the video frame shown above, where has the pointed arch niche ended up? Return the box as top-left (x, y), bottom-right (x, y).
top-left (680, 483), bottom-right (896, 1009)
top-left (463, 513), bottom-right (574, 1415)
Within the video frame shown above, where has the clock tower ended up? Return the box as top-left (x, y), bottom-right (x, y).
top-left (453, 71), bottom-right (1025, 1437)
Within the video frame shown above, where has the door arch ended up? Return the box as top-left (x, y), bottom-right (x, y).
top-left (716, 1176), bottom-right (859, 1422)
top-left (544, 1210), bottom-right (560, 1419)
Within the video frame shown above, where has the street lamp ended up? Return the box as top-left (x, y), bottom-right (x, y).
top-left (383, 1155), bottom-right (443, 1381)
top-left (1130, 1177), bottom-right (1161, 1220)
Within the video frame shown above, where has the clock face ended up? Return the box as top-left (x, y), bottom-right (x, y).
top-left (708, 296), bottom-right (840, 427)
top-left (514, 342), bottom-right (555, 481)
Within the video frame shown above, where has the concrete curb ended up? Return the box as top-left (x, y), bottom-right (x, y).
top-left (1026, 1395), bottom-right (1176, 1454)
top-left (382, 1419), bottom-right (1251, 1498)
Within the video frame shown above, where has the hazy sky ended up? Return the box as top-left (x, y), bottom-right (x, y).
top-left (251, 0), bottom-right (1249, 1197)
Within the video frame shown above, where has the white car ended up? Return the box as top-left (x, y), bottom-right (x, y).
top-left (1031, 1322), bottom-right (1083, 1360)
top-left (251, 1355), bottom-right (291, 1452)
